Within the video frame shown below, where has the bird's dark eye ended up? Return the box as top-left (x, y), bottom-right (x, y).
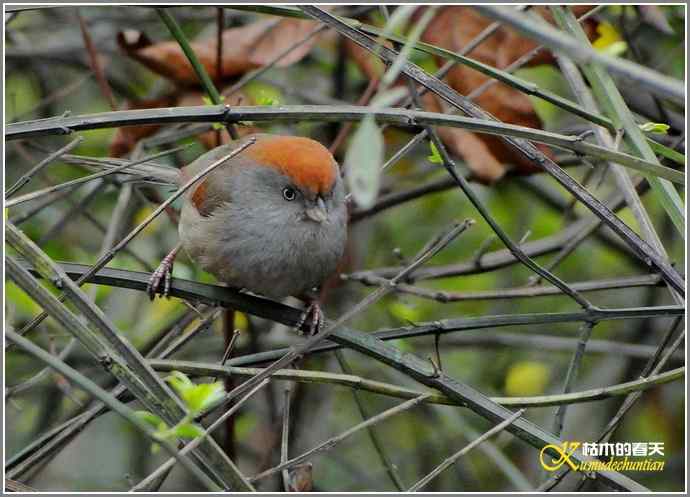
top-left (282, 187), bottom-right (296, 201)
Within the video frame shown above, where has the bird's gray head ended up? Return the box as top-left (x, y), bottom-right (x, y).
top-left (232, 135), bottom-right (347, 228)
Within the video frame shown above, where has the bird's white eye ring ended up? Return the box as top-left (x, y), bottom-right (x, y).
top-left (282, 187), bottom-right (297, 201)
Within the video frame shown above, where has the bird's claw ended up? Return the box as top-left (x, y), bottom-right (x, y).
top-left (147, 258), bottom-right (174, 300)
top-left (296, 301), bottom-right (324, 336)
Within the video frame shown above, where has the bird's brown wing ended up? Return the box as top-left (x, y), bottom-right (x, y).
top-left (180, 141), bottom-right (246, 217)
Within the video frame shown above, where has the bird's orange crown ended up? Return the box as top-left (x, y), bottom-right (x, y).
top-left (246, 136), bottom-right (337, 195)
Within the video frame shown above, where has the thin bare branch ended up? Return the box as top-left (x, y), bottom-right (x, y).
top-left (408, 409), bottom-right (526, 491)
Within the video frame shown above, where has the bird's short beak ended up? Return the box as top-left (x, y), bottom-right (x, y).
top-left (305, 197), bottom-right (328, 223)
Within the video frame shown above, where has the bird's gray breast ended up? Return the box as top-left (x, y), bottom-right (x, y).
top-left (179, 164), bottom-right (348, 298)
top-left (212, 203), bottom-right (347, 298)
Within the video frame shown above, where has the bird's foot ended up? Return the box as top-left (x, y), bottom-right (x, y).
top-left (147, 244), bottom-right (181, 300)
top-left (296, 301), bottom-right (324, 336)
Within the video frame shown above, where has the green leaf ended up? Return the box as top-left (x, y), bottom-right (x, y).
top-left (153, 420), bottom-right (172, 440)
top-left (648, 139), bottom-right (685, 165)
top-left (174, 422), bottom-right (205, 439)
top-left (427, 142), bottom-right (443, 164)
top-left (344, 115), bottom-right (384, 209)
top-left (151, 442), bottom-right (161, 454)
top-left (244, 81), bottom-right (282, 106)
top-left (201, 95), bottom-right (214, 106)
top-left (165, 370), bottom-right (194, 395)
top-left (639, 122), bottom-right (670, 134)
top-left (181, 382), bottom-right (225, 413)
top-left (135, 410), bottom-right (165, 429)
top-left (256, 91), bottom-right (280, 106)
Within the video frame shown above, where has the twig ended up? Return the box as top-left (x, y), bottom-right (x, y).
top-left (14, 72), bottom-right (92, 121)
top-left (21, 260), bottom-right (684, 356)
top-left (215, 7), bottom-right (223, 87)
top-left (6, 330), bottom-right (222, 492)
top-left (600, 321), bottom-right (684, 441)
top-left (5, 339), bottom-right (78, 398)
top-left (77, 10), bottom-right (117, 110)
top-left (38, 180), bottom-right (107, 245)
top-left (329, 77), bottom-right (379, 155)
top-left (407, 409), bottom-right (526, 491)
top-left (465, 6), bottom-right (605, 102)
top-left (158, 308), bottom-right (223, 359)
top-left (552, 322), bottom-right (594, 437)
top-left (432, 332), bottom-right (684, 363)
top-left (403, 76), bottom-right (592, 309)
top-left (131, 379), bottom-right (269, 492)
top-left (13, 138), bottom-right (255, 340)
top-left (220, 329), bottom-right (242, 366)
top-left (16, 260), bottom-right (671, 491)
top-left (299, 5), bottom-right (685, 297)
top-left (280, 386), bottom-right (292, 491)
top-left (8, 182), bottom-right (83, 225)
top-left (215, 7), bottom-right (224, 146)
top-left (5, 478), bottom-right (38, 493)
top-left (346, 187), bottom-right (647, 283)
top-left (335, 350), bottom-right (406, 490)
top-left (350, 169), bottom-right (642, 268)
top-left (6, 305), bottom-right (220, 480)
top-left (349, 274), bottom-right (662, 303)
top-left (475, 6), bottom-right (684, 102)
top-left (538, 320), bottom-right (685, 491)
top-left (6, 146), bottom-right (185, 208)
top-left (250, 394), bottom-right (432, 482)
top-left (148, 360), bottom-right (684, 409)
top-left (156, 8), bottom-right (238, 140)
top-left (5, 106), bottom-right (684, 184)
top-left (551, 7), bottom-right (685, 241)
top-left (223, 25), bottom-right (328, 98)
top-left (524, 197), bottom-right (628, 288)
top-left (221, 310), bottom-right (237, 459)
top-left (5, 136), bottom-right (84, 198)
top-left (197, 219), bottom-right (473, 428)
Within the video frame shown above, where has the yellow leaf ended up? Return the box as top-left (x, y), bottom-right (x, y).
top-left (150, 296), bottom-right (179, 323)
top-left (234, 312), bottom-right (249, 332)
top-left (592, 22), bottom-right (622, 50)
top-left (133, 205), bottom-right (161, 236)
top-left (504, 361), bottom-right (551, 397)
top-left (388, 301), bottom-right (422, 323)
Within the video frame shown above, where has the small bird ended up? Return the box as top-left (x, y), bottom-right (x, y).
top-left (137, 133), bottom-right (348, 334)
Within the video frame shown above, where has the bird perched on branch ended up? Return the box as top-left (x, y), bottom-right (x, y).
top-left (116, 134), bottom-right (348, 334)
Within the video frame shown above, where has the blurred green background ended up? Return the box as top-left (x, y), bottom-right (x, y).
top-left (4, 5), bottom-right (685, 492)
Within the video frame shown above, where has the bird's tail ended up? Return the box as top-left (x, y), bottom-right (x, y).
top-left (74, 157), bottom-right (180, 185)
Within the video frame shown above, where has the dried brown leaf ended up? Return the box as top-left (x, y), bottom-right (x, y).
top-left (249, 18), bottom-right (322, 67)
top-left (109, 95), bottom-right (177, 157)
top-left (344, 38), bottom-right (387, 81)
top-left (118, 17), bottom-right (321, 87)
top-left (109, 90), bottom-right (256, 156)
top-left (419, 6), bottom-right (584, 178)
top-left (422, 92), bottom-right (506, 183)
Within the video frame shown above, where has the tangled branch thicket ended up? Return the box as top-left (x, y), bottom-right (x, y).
top-left (4, 4), bottom-right (685, 492)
